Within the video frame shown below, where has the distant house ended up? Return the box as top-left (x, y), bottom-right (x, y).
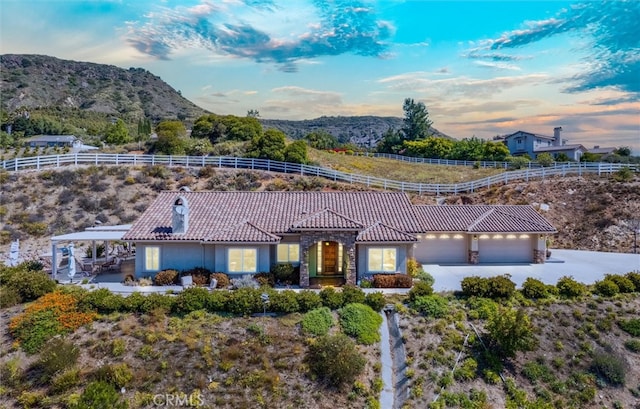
top-left (587, 146), bottom-right (617, 156)
top-left (26, 135), bottom-right (80, 148)
top-left (500, 127), bottom-right (587, 161)
top-left (122, 191), bottom-right (556, 287)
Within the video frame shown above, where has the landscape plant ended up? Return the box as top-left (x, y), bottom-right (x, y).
top-left (301, 307), bottom-right (334, 336)
top-left (556, 276), bottom-right (588, 298)
top-left (306, 334), bottom-right (366, 388)
top-left (590, 350), bottom-right (627, 386)
top-left (486, 307), bottom-right (537, 359)
top-left (338, 303), bottom-right (383, 345)
top-left (411, 294), bottom-right (449, 318)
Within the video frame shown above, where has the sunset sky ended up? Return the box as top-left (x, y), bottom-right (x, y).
top-left (1, 0), bottom-right (638, 151)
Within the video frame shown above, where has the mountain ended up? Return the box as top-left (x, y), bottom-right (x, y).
top-left (260, 116), bottom-right (453, 147)
top-left (0, 54), bottom-right (207, 121)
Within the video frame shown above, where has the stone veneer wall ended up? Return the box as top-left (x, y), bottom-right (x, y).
top-left (468, 250), bottom-right (479, 264)
top-left (533, 249), bottom-right (546, 264)
top-left (299, 231), bottom-right (357, 288)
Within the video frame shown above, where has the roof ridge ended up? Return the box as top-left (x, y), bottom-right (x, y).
top-left (467, 208), bottom-right (495, 231)
top-left (492, 207), bottom-right (552, 231)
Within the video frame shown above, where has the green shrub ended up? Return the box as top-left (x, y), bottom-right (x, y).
top-left (593, 279), bottom-right (619, 297)
top-left (0, 286), bottom-right (22, 308)
top-left (408, 280), bottom-right (433, 302)
top-left (521, 360), bottom-right (554, 384)
top-left (33, 337), bottom-right (79, 377)
top-left (521, 277), bottom-right (551, 299)
top-left (73, 381), bottom-right (128, 409)
top-left (139, 293), bottom-right (174, 314)
top-left (412, 295), bottom-right (449, 318)
top-left (206, 290), bottom-right (231, 312)
top-left (341, 284), bottom-right (365, 305)
top-left (461, 275), bottom-right (515, 299)
top-left (301, 307), bottom-right (334, 336)
top-left (320, 287), bottom-right (345, 310)
top-left (111, 339), bottom-right (126, 357)
top-left (364, 292), bottom-right (386, 312)
top-left (338, 303), bottom-right (383, 345)
top-left (227, 287), bottom-right (262, 315)
top-left (624, 339), bottom-right (640, 353)
top-left (51, 367), bottom-right (80, 394)
top-left (453, 357), bottom-right (478, 381)
top-left (296, 290), bottom-right (323, 312)
top-left (269, 289), bottom-right (300, 313)
top-left (211, 272), bottom-right (230, 288)
top-left (406, 258), bottom-right (423, 278)
top-left (173, 287), bottom-right (209, 314)
top-left (618, 318), bottom-right (640, 336)
top-left (466, 297), bottom-right (499, 320)
top-left (153, 269), bottom-right (178, 285)
top-left (270, 263), bottom-right (294, 282)
top-left (121, 292), bottom-right (145, 313)
top-left (556, 276), bottom-right (587, 298)
top-left (461, 276), bottom-right (488, 297)
top-left (605, 274), bottom-right (636, 293)
top-left (487, 307), bottom-right (537, 358)
top-left (80, 288), bottom-right (124, 314)
top-left (590, 351), bottom-right (627, 386)
top-left (306, 334), bottom-right (366, 388)
top-left (254, 272), bottom-right (275, 287)
top-left (6, 269), bottom-right (56, 302)
top-left (625, 272), bottom-right (640, 290)
top-left (93, 363), bottom-right (133, 389)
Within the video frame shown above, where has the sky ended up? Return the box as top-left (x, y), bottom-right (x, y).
top-left (1, 0), bottom-right (639, 152)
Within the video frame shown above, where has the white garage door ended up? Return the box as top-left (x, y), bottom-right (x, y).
top-left (478, 234), bottom-right (533, 263)
top-left (414, 234), bottom-right (468, 264)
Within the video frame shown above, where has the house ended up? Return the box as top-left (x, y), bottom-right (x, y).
top-left (26, 135), bottom-right (80, 148)
top-left (501, 127), bottom-right (587, 161)
top-left (122, 191), bottom-right (556, 287)
top-left (587, 146), bottom-right (617, 156)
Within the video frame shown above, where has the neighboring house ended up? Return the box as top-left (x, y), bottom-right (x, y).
top-left (122, 191), bottom-right (556, 287)
top-left (587, 146), bottom-right (617, 156)
top-left (500, 127), bottom-right (587, 161)
top-left (26, 135), bottom-right (80, 148)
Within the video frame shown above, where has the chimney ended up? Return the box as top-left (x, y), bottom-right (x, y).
top-left (553, 127), bottom-right (562, 146)
top-left (172, 196), bottom-right (189, 234)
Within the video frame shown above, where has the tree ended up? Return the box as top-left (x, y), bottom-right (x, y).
top-left (555, 152), bottom-right (570, 162)
top-left (536, 152), bottom-right (554, 167)
top-left (136, 117), bottom-right (152, 149)
top-left (401, 98), bottom-right (432, 141)
top-left (403, 137), bottom-right (453, 159)
top-left (245, 129), bottom-right (286, 161)
top-left (246, 109), bottom-right (260, 118)
top-left (103, 119), bottom-right (130, 145)
top-left (284, 140), bottom-right (308, 164)
top-left (449, 137), bottom-right (485, 160)
top-left (304, 131), bottom-right (339, 150)
top-left (615, 146), bottom-right (631, 157)
top-left (482, 140), bottom-right (510, 161)
top-left (376, 128), bottom-right (403, 154)
top-left (155, 120), bottom-right (186, 139)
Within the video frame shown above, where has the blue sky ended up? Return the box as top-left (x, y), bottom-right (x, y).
top-left (1, 0), bottom-right (638, 151)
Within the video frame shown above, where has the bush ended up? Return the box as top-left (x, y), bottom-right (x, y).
top-left (605, 274), bottom-right (636, 293)
top-left (227, 287), bottom-right (262, 315)
top-left (341, 284), bottom-right (365, 305)
top-left (593, 279), bottom-right (619, 297)
top-left (206, 290), bottom-right (232, 312)
top-left (301, 307), bottom-right (334, 336)
top-left (139, 293), bottom-right (174, 314)
top-left (211, 272), bottom-right (230, 288)
top-left (270, 263), bottom-right (294, 282)
top-left (556, 276), bottom-right (587, 298)
top-left (486, 307), bottom-right (537, 358)
top-left (521, 277), bottom-right (551, 299)
top-left (412, 295), bottom-right (449, 318)
top-left (307, 334), bottom-right (366, 388)
top-left (153, 269), bottom-right (179, 286)
top-left (173, 287), bottom-right (209, 314)
top-left (372, 274), bottom-right (395, 288)
top-left (590, 351), bottom-right (627, 386)
top-left (51, 368), bottom-right (80, 394)
top-left (461, 275), bottom-right (515, 299)
top-left (466, 297), bottom-right (499, 320)
top-left (73, 381), bottom-right (128, 409)
top-left (93, 363), bottom-right (133, 389)
top-left (453, 358), bottom-right (478, 381)
top-left (624, 339), bottom-right (640, 353)
top-left (0, 286), bottom-right (22, 308)
top-left (364, 292), bottom-right (386, 312)
top-left (33, 337), bottom-right (79, 377)
top-left (254, 272), bottom-right (275, 287)
top-left (183, 267), bottom-right (212, 286)
top-left (625, 272), bottom-right (640, 290)
top-left (296, 290), bottom-right (323, 312)
top-left (338, 303), bottom-right (383, 345)
top-left (6, 269), bottom-right (56, 302)
top-left (269, 289), bottom-right (300, 313)
top-left (406, 258), bottom-right (423, 278)
top-left (231, 274), bottom-right (259, 289)
top-left (320, 287), bottom-right (344, 310)
top-left (618, 318), bottom-right (640, 336)
top-left (408, 281), bottom-right (433, 303)
top-left (461, 276), bottom-right (489, 298)
top-left (80, 288), bottom-right (124, 314)
top-left (394, 274), bottom-right (413, 288)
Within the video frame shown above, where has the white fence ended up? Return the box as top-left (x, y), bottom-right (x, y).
top-left (2, 154), bottom-right (636, 195)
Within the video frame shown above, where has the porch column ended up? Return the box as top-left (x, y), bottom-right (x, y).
top-left (51, 242), bottom-right (58, 279)
top-left (468, 234), bottom-right (479, 264)
top-left (345, 242), bottom-right (356, 285)
top-left (299, 236), bottom-right (312, 288)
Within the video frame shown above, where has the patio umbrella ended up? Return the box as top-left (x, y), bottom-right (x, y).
top-left (7, 239), bottom-right (19, 267)
top-left (67, 243), bottom-right (76, 281)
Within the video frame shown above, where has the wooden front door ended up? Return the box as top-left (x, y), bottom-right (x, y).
top-left (322, 242), bottom-right (339, 275)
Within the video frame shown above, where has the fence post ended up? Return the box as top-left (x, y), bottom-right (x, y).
top-left (36, 156), bottom-right (40, 170)
top-left (57, 156), bottom-right (61, 168)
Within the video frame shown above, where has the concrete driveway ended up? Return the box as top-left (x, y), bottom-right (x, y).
top-left (424, 249), bottom-right (640, 292)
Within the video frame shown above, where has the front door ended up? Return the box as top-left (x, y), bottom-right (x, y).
top-left (322, 241), bottom-right (339, 275)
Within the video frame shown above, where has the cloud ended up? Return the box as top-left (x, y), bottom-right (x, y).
top-left (473, 61), bottom-right (521, 71)
top-left (471, 0), bottom-right (640, 96)
top-left (126, 0), bottom-right (393, 71)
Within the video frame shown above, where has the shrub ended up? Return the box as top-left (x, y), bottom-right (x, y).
top-left (341, 284), bottom-right (365, 305)
top-left (605, 274), bottom-right (636, 293)
top-left (231, 274), bottom-right (259, 289)
top-left (521, 277), bottom-right (551, 299)
top-left (593, 279), bottom-right (619, 297)
top-left (625, 272), bottom-right (640, 290)
top-left (93, 363), bottom-right (134, 389)
top-left (153, 270), bottom-right (179, 286)
top-left (6, 269), bottom-right (56, 302)
top-left (556, 276), bottom-right (587, 298)
top-left (466, 297), bottom-right (499, 320)
top-left (406, 258), bottom-right (423, 278)
top-left (339, 303), bottom-right (383, 345)
top-left (461, 275), bottom-right (515, 299)
top-left (364, 292), bottom-right (386, 312)
top-left (173, 287), bottom-right (209, 314)
top-left (320, 287), bottom-right (344, 310)
top-left (372, 274), bottom-right (396, 288)
top-left (412, 295), bottom-right (449, 318)
top-left (73, 381), bottom-right (127, 409)
top-left (296, 290), bottom-right (323, 312)
top-left (408, 281), bottom-right (433, 303)
top-left (254, 272), bottom-right (275, 287)
top-left (394, 274), bottom-right (413, 288)
top-left (227, 287), bottom-right (262, 315)
top-left (301, 307), bottom-right (334, 336)
top-left (270, 263), bottom-right (294, 282)
top-left (80, 288), bottom-right (124, 314)
top-left (206, 290), bottom-right (232, 312)
top-left (624, 339), bottom-right (640, 353)
top-left (51, 368), bottom-right (80, 394)
top-left (590, 351), bottom-right (627, 386)
top-left (453, 357), bottom-right (478, 381)
top-left (307, 334), bottom-right (366, 388)
top-left (0, 286), bottom-right (22, 308)
top-left (182, 267), bottom-right (211, 286)
top-left (269, 289), bottom-right (300, 313)
top-left (461, 276), bottom-right (489, 298)
top-left (486, 307), bottom-right (537, 358)
top-left (139, 293), bottom-right (174, 314)
top-left (33, 337), bottom-right (80, 378)
top-left (211, 272), bottom-right (230, 288)
top-left (618, 318), bottom-right (640, 336)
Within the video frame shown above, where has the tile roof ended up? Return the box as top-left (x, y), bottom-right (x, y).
top-left (292, 208), bottom-right (365, 230)
top-left (357, 222), bottom-right (417, 242)
top-left (534, 144), bottom-right (586, 152)
top-left (413, 205), bottom-right (556, 233)
top-left (205, 221), bottom-right (281, 243)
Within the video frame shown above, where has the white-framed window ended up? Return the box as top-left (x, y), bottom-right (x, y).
top-left (228, 248), bottom-right (257, 273)
top-left (367, 247), bottom-right (397, 272)
top-left (277, 244), bottom-right (300, 263)
top-left (144, 246), bottom-right (160, 271)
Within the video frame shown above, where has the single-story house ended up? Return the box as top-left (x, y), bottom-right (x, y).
top-left (122, 191), bottom-right (556, 287)
top-left (534, 144), bottom-right (587, 162)
top-left (26, 135), bottom-right (80, 148)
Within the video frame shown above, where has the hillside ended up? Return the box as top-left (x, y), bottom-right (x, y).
top-left (261, 116), bottom-right (453, 147)
top-left (0, 54), bottom-right (207, 121)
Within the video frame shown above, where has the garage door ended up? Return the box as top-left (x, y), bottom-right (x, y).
top-left (414, 234), bottom-right (468, 264)
top-left (478, 234), bottom-right (533, 263)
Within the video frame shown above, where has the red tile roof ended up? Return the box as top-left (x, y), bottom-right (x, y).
top-left (357, 222), bottom-right (417, 242)
top-left (292, 208), bottom-right (365, 230)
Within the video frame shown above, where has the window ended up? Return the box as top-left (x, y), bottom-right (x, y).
top-left (277, 244), bottom-right (300, 263)
top-left (516, 138), bottom-right (523, 146)
top-left (367, 248), bottom-right (397, 272)
top-left (228, 248), bottom-right (257, 273)
top-left (144, 246), bottom-right (160, 271)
